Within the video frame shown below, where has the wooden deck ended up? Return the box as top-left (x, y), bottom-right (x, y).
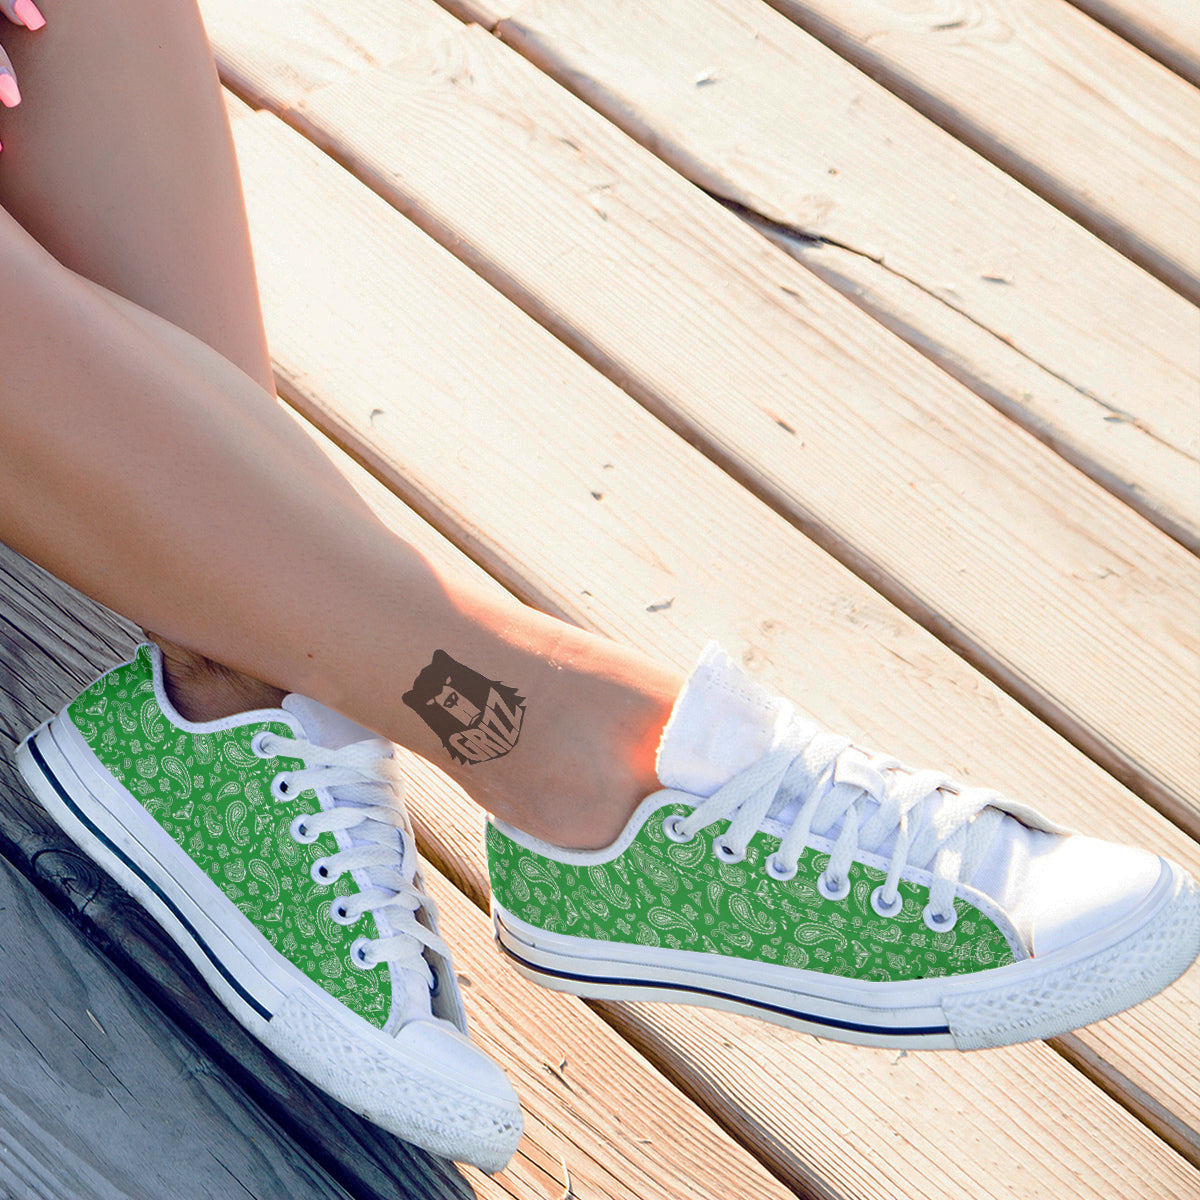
top-left (1, 1), bottom-right (1197, 1196)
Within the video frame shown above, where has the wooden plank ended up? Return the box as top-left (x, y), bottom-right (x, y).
top-left (452, 0), bottom-right (1200, 552)
top-left (0, 845), bottom-right (359, 1200)
top-left (1066, 0), bottom-right (1200, 87)
top-left (205, 13), bottom-right (1200, 840)
top-left (199, 0), bottom-right (461, 107)
top-left (224, 107), bottom-right (1200, 1178)
top-left (760, 0), bottom-right (1200, 303)
top-left (0, 545), bottom-right (481, 1199)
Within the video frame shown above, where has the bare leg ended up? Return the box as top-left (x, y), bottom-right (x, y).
top-left (0, 5), bottom-right (681, 849)
top-left (0, 0), bottom-right (271, 388)
top-left (1, 0), bottom-right (301, 719)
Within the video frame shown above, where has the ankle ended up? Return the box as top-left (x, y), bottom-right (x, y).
top-left (147, 634), bottom-right (287, 722)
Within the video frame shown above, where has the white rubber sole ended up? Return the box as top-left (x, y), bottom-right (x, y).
top-left (18, 715), bottom-right (522, 1172)
top-left (493, 857), bottom-right (1200, 1050)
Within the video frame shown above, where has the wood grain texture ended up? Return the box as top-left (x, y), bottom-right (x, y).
top-left (222, 108), bottom-right (1200, 1170)
top-left (0, 848), bottom-right (356, 1200)
top-left (1066, 0), bottom-right (1200, 86)
top-left (199, 0), bottom-right (462, 107)
top-left (763, 0), bottom-right (1200, 302)
top-left (470, 0), bottom-right (1200, 551)
top-left (208, 19), bottom-right (1200, 840)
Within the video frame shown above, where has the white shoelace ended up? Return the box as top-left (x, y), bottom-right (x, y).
top-left (669, 720), bottom-right (1007, 929)
top-left (255, 731), bottom-right (450, 990)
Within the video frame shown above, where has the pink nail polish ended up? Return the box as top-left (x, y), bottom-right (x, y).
top-left (0, 73), bottom-right (20, 108)
top-left (13, 0), bottom-right (45, 31)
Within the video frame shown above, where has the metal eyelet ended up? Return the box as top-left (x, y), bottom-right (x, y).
top-left (817, 870), bottom-right (851, 902)
top-left (662, 814), bottom-right (694, 843)
top-left (712, 835), bottom-right (745, 864)
top-left (349, 936), bottom-right (375, 970)
top-left (270, 772), bottom-right (294, 801)
top-left (250, 730), bottom-right (277, 758)
top-left (764, 853), bottom-right (797, 881)
top-left (923, 904), bottom-right (958, 933)
top-left (289, 813), bottom-right (318, 845)
top-left (870, 886), bottom-right (903, 918)
top-left (329, 897), bottom-right (357, 926)
top-left (310, 858), bottom-right (335, 885)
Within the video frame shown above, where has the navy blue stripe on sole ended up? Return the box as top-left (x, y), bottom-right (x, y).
top-left (494, 920), bottom-right (951, 1040)
top-left (25, 734), bottom-right (273, 1023)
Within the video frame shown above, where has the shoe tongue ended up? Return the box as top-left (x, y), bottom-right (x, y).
top-left (280, 695), bottom-right (395, 817)
top-left (657, 644), bottom-right (794, 797)
top-left (281, 696), bottom-right (438, 1023)
top-left (281, 694), bottom-right (375, 749)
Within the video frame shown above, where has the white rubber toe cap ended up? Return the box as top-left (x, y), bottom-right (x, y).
top-left (1015, 834), bottom-right (1165, 958)
top-left (393, 1019), bottom-right (524, 1172)
top-left (397, 1017), bottom-right (519, 1109)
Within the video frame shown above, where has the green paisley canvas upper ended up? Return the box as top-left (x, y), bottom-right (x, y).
top-left (488, 802), bottom-right (1015, 982)
top-left (69, 646), bottom-right (391, 1027)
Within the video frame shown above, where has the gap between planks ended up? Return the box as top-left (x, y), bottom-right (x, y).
top-left (457, 0), bottom-right (1200, 554)
top-left (762, 0), bottom-right (1200, 303)
top-left (1064, 0), bottom-right (1200, 87)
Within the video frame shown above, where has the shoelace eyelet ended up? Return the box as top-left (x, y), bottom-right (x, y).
top-left (764, 853), bottom-right (797, 881)
top-left (922, 904), bottom-right (958, 933)
top-left (870, 885), bottom-right (903, 919)
top-left (289, 813), bottom-right (319, 845)
top-left (712, 835), bottom-right (745, 864)
top-left (817, 870), bottom-right (851, 902)
top-left (662, 813), bottom-right (694, 843)
top-left (349, 936), bottom-right (375, 970)
top-left (329, 897), bottom-right (357, 926)
top-left (310, 858), bottom-right (334, 885)
top-left (250, 730), bottom-right (278, 758)
top-left (270, 772), bottom-right (294, 801)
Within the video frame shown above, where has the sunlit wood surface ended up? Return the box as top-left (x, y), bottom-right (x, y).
top-left (1, 1), bottom-right (1196, 1196)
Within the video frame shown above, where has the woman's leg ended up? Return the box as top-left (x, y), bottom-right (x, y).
top-left (0, 0), bottom-right (271, 389)
top-left (0, 0), bottom-right (325, 718)
top-left (0, 6), bottom-right (681, 850)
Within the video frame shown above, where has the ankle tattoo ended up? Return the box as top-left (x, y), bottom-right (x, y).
top-left (404, 651), bottom-right (526, 766)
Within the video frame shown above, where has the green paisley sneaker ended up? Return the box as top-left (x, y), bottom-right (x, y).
top-left (489, 644), bottom-right (1200, 1049)
top-left (17, 645), bottom-right (521, 1171)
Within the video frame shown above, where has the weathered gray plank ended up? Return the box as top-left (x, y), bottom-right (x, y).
top-left (0, 543), bottom-right (477, 1200)
top-left (0, 847), bottom-right (356, 1200)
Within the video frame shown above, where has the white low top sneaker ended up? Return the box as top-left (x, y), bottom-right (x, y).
top-left (17, 645), bottom-right (522, 1171)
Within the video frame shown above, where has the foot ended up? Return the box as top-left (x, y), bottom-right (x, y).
top-left (146, 632), bottom-right (287, 721)
top-left (487, 644), bottom-right (1200, 1050)
top-left (17, 644), bottom-right (522, 1170)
